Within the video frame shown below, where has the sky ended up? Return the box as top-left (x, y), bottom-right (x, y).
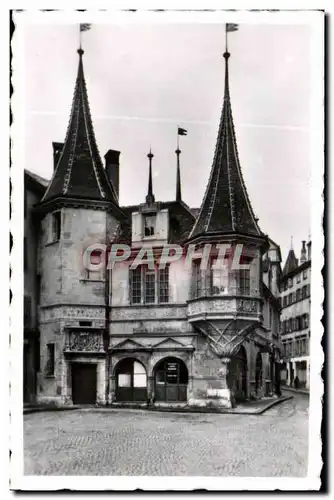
top-left (23, 22), bottom-right (312, 264)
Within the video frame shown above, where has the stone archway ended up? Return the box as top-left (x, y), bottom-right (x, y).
top-left (114, 358), bottom-right (147, 402)
top-left (255, 352), bottom-right (263, 395)
top-left (228, 345), bottom-right (248, 402)
top-left (153, 357), bottom-right (189, 402)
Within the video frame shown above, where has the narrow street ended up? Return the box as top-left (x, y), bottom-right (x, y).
top-left (24, 393), bottom-right (309, 476)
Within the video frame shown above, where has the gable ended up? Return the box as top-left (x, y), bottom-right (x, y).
top-left (153, 337), bottom-right (187, 349)
top-left (112, 339), bottom-right (145, 350)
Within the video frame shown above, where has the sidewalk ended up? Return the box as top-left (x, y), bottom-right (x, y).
top-left (24, 395), bottom-right (292, 416)
top-left (282, 386), bottom-right (309, 396)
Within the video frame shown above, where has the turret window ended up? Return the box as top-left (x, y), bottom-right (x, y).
top-left (51, 211), bottom-right (61, 242)
top-left (46, 343), bottom-right (55, 377)
top-left (236, 269), bottom-right (250, 296)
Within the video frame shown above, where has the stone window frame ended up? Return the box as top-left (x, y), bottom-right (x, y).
top-left (51, 211), bottom-right (61, 242)
top-left (129, 265), bottom-right (170, 305)
top-left (84, 248), bottom-right (105, 281)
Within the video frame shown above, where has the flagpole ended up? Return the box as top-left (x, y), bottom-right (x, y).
top-left (225, 23), bottom-right (228, 53)
top-left (177, 126), bottom-right (179, 150)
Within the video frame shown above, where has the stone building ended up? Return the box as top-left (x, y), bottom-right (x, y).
top-left (30, 45), bottom-right (282, 409)
top-left (280, 241), bottom-right (311, 389)
top-left (24, 170), bottom-right (48, 402)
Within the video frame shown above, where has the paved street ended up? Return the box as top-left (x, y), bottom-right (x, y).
top-left (24, 394), bottom-right (308, 477)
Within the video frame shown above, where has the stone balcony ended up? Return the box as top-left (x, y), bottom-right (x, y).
top-left (187, 288), bottom-right (262, 323)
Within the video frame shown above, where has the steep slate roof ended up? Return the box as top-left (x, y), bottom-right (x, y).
top-left (188, 51), bottom-right (262, 241)
top-left (25, 169), bottom-right (49, 193)
top-left (282, 248), bottom-right (299, 275)
top-left (41, 49), bottom-right (118, 206)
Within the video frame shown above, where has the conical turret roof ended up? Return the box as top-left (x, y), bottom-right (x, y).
top-left (188, 51), bottom-right (262, 241)
top-left (41, 49), bottom-right (118, 206)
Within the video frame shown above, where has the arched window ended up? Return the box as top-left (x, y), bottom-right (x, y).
top-left (115, 358), bottom-right (147, 402)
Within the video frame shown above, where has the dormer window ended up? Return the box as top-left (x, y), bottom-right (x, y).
top-left (144, 215), bottom-right (156, 237)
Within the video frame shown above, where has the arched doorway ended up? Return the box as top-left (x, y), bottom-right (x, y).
top-left (255, 352), bottom-right (263, 394)
top-left (228, 345), bottom-right (248, 402)
top-left (154, 357), bottom-right (188, 402)
top-left (115, 358), bottom-right (147, 402)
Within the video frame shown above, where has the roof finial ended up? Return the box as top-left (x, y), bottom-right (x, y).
top-left (175, 147), bottom-right (182, 202)
top-left (146, 148), bottom-right (155, 205)
top-left (224, 23), bottom-right (239, 57)
top-left (175, 127), bottom-right (187, 202)
top-left (290, 235), bottom-right (293, 249)
top-left (78, 23), bottom-right (91, 55)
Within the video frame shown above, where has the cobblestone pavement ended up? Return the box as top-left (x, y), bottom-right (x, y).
top-left (24, 394), bottom-right (309, 476)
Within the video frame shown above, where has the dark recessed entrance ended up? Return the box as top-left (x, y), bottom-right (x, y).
top-left (154, 357), bottom-right (188, 402)
top-left (229, 346), bottom-right (248, 402)
top-left (72, 363), bottom-right (97, 405)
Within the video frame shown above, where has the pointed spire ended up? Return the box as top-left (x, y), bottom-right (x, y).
top-left (146, 148), bottom-right (155, 205)
top-left (188, 42), bottom-right (262, 241)
top-left (41, 48), bottom-right (118, 206)
top-left (175, 147), bottom-right (182, 202)
top-left (283, 247), bottom-right (299, 275)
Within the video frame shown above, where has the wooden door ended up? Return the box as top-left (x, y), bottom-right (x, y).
top-left (72, 363), bottom-right (97, 404)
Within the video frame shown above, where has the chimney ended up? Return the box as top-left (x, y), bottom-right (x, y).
top-left (307, 240), bottom-right (311, 261)
top-left (104, 150), bottom-right (120, 199)
top-left (300, 240), bottom-right (307, 264)
top-left (52, 142), bottom-right (64, 171)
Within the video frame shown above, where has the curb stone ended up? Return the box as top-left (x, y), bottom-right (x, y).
top-left (23, 396), bottom-right (292, 416)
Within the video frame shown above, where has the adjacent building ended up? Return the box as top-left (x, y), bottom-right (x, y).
top-left (25, 43), bottom-right (283, 409)
top-left (280, 241), bottom-right (311, 389)
top-left (24, 170), bottom-right (48, 403)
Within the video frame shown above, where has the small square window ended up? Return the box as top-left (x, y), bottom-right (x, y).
top-left (144, 215), bottom-right (156, 237)
top-left (52, 212), bottom-right (61, 241)
top-left (297, 273), bottom-right (301, 283)
top-left (288, 278), bottom-right (293, 288)
top-left (79, 321), bottom-right (92, 327)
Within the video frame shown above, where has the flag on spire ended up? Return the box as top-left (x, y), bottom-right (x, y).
top-left (80, 23), bottom-right (92, 32)
top-left (226, 23), bottom-right (239, 32)
top-left (178, 127), bottom-right (188, 136)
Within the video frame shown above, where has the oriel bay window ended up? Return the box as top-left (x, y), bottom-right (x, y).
top-left (192, 260), bottom-right (253, 298)
top-left (129, 265), bottom-right (169, 305)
